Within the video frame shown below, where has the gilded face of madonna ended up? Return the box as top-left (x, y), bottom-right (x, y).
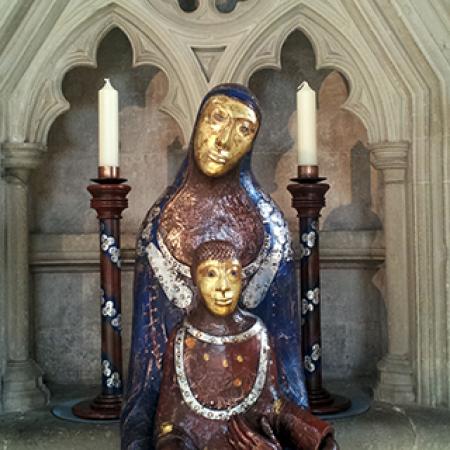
top-left (194, 95), bottom-right (259, 177)
top-left (195, 258), bottom-right (242, 317)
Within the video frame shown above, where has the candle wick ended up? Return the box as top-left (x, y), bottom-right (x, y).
top-left (104, 78), bottom-right (112, 88)
top-left (297, 81), bottom-right (309, 91)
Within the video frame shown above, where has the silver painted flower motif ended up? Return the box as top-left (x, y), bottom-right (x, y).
top-left (302, 288), bottom-right (320, 316)
top-left (101, 233), bottom-right (121, 267)
top-left (107, 371), bottom-right (121, 388)
top-left (300, 243), bottom-right (311, 258)
top-left (301, 231), bottom-right (316, 249)
top-left (311, 343), bottom-right (321, 361)
top-left (102, 360), bottom-right (112, 377)
top-left (111, 313), bottom-right (121, 330)
top-left (304, 355), bottom-right (315, 373)
top-left (102, 300), bottom-right (116, 318)
top-left (307, 288), bottom-right (320, 305)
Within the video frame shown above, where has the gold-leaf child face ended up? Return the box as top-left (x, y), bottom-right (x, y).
top-left (195, 258), bottom-right (242, 317)
top-left (194, 95), bottom-right (259, 177)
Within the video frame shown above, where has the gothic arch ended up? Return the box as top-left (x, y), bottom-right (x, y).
top-left (223, 2), bottom-right (410, 145)
top-left (5, 2), bottom-right (207, 146)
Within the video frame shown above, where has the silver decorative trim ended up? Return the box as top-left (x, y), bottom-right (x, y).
top-left (184, 317), bottom-right (263, 345)
top-left (175, 323), bottom-right (269, 420)
top-left (146, 242), bottom-right (193, 308)
top-left (241, 183), bottom-right (293, 308)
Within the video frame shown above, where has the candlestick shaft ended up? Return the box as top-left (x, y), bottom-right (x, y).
top-left (288, 176), bottom-right (351, 414)
top-left (73, 182), bottom-right (130, 420)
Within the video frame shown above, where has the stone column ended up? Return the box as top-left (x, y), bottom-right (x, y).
top-left (370, 142), bottom-right (415, 404)
top-left (1, 143), bottom-right (50, 412)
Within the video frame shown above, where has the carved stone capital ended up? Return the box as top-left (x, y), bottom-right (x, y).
top-left (369, 142), bottom-right (409, 183)
top-left (2, 143), bottom-right (46, 183)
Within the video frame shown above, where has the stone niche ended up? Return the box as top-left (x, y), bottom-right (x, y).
top-left (30, 28), bottom-right (384, 387)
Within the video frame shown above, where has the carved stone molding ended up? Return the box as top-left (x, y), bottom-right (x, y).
top-left (370, 142), bottom-right (409, 184)
top-left (1, 143), bottom-right (49, 412)
top-left (369, 141), bottom-right (415, 403)
top-left (2, 143), bottom-right (46, 182)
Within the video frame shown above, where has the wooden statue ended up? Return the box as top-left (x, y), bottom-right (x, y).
top-left (123, 85), bottom-right (308, 449)
top-left (155, 240), bottom-right (338, 450)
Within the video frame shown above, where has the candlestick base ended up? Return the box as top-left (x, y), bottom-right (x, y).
top-left (72, 394), bottom-right (122, 420)
top-left (308, 387), bottom-right (352, 415)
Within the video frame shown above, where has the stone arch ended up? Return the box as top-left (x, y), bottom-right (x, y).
top-left (223, 2), bottom-right (410, 145)
top-left (6, 2), bottom-right (206, 146)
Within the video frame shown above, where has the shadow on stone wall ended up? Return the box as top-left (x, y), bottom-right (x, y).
top-left (249, 30), bottom-right (330, 194)
top-left (323, 141), bottom-right (382, 231)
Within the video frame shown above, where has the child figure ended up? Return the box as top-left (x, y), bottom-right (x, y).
top-left (155, 240), bottom-right (338, 450)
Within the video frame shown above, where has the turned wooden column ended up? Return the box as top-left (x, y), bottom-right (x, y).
top-left (1, 143), bottom-right (50, 412)
top-left (288, 165), bottom-right (351, 414)
top-left (370, 142), bottom-right (415, 403)
top-left (72, 178), bottom-right (130, 419)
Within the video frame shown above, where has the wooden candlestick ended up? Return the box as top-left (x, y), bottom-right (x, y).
top-left (288, 165), bottom-right (351, 415)
top-left (72, 175), bottom-right (130, 420)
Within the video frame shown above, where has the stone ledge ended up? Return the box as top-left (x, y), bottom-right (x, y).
top-left (1, 384), bottom-right (450, 450)
top-left (30, 230), bottom-right (385, 272)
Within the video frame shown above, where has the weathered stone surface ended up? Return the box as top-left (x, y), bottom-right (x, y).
top-left (33, 270), bottom-right (135, 385)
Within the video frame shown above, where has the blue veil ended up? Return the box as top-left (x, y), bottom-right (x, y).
top-left (121, 84), bottom-right (308, 450)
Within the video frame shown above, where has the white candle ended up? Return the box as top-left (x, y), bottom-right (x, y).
top-left (296, 81), bottom-right (317, 166)
top-left (98, 78), bottom-right (119, 168)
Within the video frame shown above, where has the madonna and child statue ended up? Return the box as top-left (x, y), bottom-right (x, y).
top-left (121, 84), bottom-right (339, 450)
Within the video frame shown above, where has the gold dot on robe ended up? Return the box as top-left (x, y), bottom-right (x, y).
top-left (160, 422), bottom-right (173, 435)
top-left (203, 353), bottom-right (210, 361)
top-left (222, 359), bottom-right (229, 368)
top-left (185, 337), bottom-right (197, 349)
top-left (236, 355), bottom-right (244, 363)
top-left (233, 378), bottom-right (242, 387)
top-left (274, 398), bottom-right (283, 415)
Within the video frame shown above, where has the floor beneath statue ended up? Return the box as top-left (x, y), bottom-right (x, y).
top-left (1, 382), bottom-right (450, 450)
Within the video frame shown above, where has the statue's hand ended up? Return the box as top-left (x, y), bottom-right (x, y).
top-left (228, 416), bottom-right (282, 450)
top-left (320, 435), bottom-right (340, 450)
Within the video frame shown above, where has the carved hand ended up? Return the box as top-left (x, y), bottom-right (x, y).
top-left (228, 416), bottom-right (282, 450)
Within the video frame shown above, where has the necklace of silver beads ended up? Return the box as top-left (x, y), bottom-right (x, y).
top-left (174, 321), bottom-right (269, 421)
